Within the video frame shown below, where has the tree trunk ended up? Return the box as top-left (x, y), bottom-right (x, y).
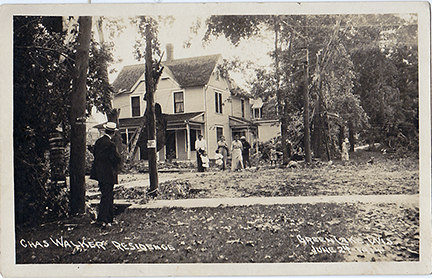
top-left (339, 124), bottom-right (345, 151)
top-left (281, 113), bottom-right (289, 165)
top-left (348, 121), bottom-right (355, 152)
top-left (145, 23), bottom-right (158, 194)
top-left (312, 107), bottom-right (323, 158)
top-left (69, 16), bottom-right (92, 215)
top-left (303, 49), bottom-right (312, 163)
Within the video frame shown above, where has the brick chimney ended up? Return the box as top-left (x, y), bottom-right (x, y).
top-left (166, 43), bottom-right (174, 62)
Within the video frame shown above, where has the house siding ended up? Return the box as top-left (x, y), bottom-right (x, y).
top-left (112, 54), bottom-right (259, 162)
top-left (258, 120), bottom-right (280, 142)
top-left (231, 96), bottom-right (251, 120)
top-left (204, 85), bottom-right (232, 157)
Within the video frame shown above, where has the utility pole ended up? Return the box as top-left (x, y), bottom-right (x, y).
top-left (274, 16), bottom-right (290, 165)
top-left (69, 16), bottom-right (92, 214)
top-left (145, 23), bottom-right (158, 196)
top-left (302, 46), bottom-right (312, 163)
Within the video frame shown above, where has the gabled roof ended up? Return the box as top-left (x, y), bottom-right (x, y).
top-left (164, 54), bottom-right (221, 88)
top-left (112, 54), bottom-right (221, 95)
top-left (250, 98), bottom-right (264, 109)
top-left (112, 64), bottom-right (146, 94)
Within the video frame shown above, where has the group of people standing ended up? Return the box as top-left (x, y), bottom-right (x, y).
top-left (229, 134), bottom-right (251, 171)
top-left (90, 122), bottom-right (352, 227)
top-left (195, 133), bottom-right (251, 172)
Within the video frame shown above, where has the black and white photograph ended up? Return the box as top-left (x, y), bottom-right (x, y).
top-left (0, 1), bottom-right (431, 277)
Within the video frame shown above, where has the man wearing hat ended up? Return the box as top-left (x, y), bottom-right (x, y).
top-left (240, 136), bottom-right (251, 168)
top-left (90, 122), bottom-right (122, 226)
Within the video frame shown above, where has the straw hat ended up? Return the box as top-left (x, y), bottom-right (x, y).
top-left (103, 122), bottom-right (118, 132)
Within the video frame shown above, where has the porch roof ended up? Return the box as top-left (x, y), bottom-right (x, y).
top-left (229, 115), bottom-right (258, 129)
top-left (94, 112), bottom-right (206, 130)
top-left (164, 112), bottom-right (205, 124)
top-left (165, 112), bottom-right (205, 130)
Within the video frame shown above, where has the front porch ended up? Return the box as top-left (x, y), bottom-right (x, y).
top-left (229, 115), bottom-right (258, 144)
top-left (159, 112), bottom-right (205, 162)
top-left (111, 112), bottom-right (205, 162)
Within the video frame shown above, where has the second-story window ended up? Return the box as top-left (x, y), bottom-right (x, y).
top-left (174, 91), bottom-right (184, 113)
top-left (241, 99), bottom-right (245, 118)
top-left (253, 107), bottom-right (262, 119)
top-left (131, 96), bottom-right (140, 117)
top-left (215, 92), bottom-right (223, 114)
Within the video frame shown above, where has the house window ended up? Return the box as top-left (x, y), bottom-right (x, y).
top-left (253, 107), bottom-right (262, 119)
top-left (215, 92), bottom-right (223, 114)
top-left (174, 91), bottom-right (184, 113)
top-left (131, 96), bottom-right (140, 117)
top-left (216, 127), bottom-right (223, 141)
top-left (241, 99), bottom-right (245, 118)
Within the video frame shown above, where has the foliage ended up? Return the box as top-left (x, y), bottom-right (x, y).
top-left (350, 17), bottom-right (418, 152)
top-left (14, 16), bottom-right (71, 224)
top-left (130, 16), bottom-right (162, 62)
top-left (204, 14), bottom-right (418, 158)
top-left (14, 16), bottom-right (115, 225)
top-left (203, 15), bottom-right (267, 46)
top-left (87, 41), bottom-right (115, 114)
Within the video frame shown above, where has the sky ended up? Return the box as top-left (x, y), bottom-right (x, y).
top-left (104, 15), bottom-right (275, 84)
top-left (86, 14), bottom-right (276, 123)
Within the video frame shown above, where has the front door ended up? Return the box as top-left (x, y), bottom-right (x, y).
top-left (177, 130), bottom-right (187, 160)
top-left (165, 130), bottom-right (176, 160)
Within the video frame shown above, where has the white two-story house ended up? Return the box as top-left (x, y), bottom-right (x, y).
top-left (111, 45), bottom-right (260, 161)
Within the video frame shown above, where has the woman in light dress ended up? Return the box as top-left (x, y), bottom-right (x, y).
top-left (231, 134), bottom-right (243, 171)
top-left (341, 138), bottom-right (350, 161)
top-left (217, 135), bottom-right (229, 170)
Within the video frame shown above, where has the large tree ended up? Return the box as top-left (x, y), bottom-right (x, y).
top-left (13, 16), bottom-right (115, 224)
top-left (349, 14), bottom-right (418, 151)
top-left (204, 14), bottom-right (418, 161)
top-left (204, 15), bottom-right (304, 163)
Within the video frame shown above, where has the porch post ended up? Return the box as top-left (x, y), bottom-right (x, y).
top-left (186, 121), bottom-right (191, 160)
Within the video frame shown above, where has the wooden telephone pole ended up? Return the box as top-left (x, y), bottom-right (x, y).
top-left (145, 23), bottom-right (158, 196)
top-left (69, 16), bottom-right (92, 214)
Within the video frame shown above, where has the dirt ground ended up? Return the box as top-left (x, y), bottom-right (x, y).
top-left (103, 150), bottom-right (418, 203)
top-left (16, 149), bottom-right (419, 264)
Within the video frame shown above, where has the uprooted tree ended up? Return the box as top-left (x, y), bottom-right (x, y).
top-left (202, 14), bottom-right (418, 161)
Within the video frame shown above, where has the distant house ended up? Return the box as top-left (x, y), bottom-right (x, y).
top-left (110, 45), bottom-right (260, 161)
top-left (250, 98), bottom-right (280, 143)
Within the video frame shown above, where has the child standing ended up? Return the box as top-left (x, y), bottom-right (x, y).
top-left (201, 151), bottom-right (210, 170)
top-left (215, 149), bottom-right (224, 170)
top-left (270, 146), bottom-right (278, 167)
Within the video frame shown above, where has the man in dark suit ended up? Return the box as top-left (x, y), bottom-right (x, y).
top-left (240, 136), bottom-right (251, 168)
top-left (90, 122), bottom-right (122, 226)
